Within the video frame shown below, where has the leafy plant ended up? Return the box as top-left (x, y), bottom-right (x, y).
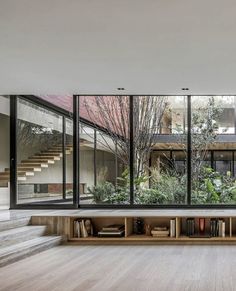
top-left (88, 182), bottom-right (115, 203)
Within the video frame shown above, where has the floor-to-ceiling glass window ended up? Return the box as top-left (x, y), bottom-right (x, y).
top-left (79, 96), bottom-right (130, 205)
top-left (191, 96), bottom-right (236, 204)
top-left (0, 96), bottom-right (10, 209)
top-left (10, 95), bottom-right (236, 208)
top-left (16, 97), bottom-right (73, 205)
top-left (134, 96), bottom-right (187, 205)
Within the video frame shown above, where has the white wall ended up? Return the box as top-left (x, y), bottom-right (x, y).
top-left (0, 96), bottom-right (10, 116)
top-left (0, 100), bottom-right (10, 208)
top-left (0, 113), bottom-right (10, 172)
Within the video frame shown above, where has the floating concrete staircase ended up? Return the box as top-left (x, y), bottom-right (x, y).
top-left (0, 142), bottom-right (93, 203)
top-left (0, 145), bottom-right (73, 185)
top-left (0, 217), bottom-right (62, 267)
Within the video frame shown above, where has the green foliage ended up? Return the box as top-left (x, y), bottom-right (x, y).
top-left (191, 166), bottom-right (236, 204)
top-left (88, 182), bottom-right (115, 204)
top-left (135, 171), bottom-right (186, 205)
top-left (89, 165), bottom-right (236, 206)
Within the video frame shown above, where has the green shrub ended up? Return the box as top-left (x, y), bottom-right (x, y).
top-left (88, 182), bottom-right (115, 203)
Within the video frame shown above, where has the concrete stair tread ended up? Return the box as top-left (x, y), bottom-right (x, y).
top-left (0, 225), bottom-right (46, 239)
top-left (0, 217), bottom-right (31, 232)
top-left (0, 236), bottom-right (62, 266)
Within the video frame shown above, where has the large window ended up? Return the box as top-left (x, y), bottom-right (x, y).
top-left (79, 96), bottom-right (130, 205)
top-left (16, 98), bottom-right (73, 205)
top-left (133, 96), bottom-right (187, 205)
top-left (8, 95), bottom-right (236, 207)
top-left (191, 96), bottom-right (236, 205)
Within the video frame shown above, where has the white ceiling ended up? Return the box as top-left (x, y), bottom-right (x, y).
top-left (1, 0), bottom-right (236, 95)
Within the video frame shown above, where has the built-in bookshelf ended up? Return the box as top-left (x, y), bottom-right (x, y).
top-left (68, 215), bottom-right (236, 244)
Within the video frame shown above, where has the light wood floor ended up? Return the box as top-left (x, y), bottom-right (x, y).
top-left (0, 245), bottom-right (236, 291)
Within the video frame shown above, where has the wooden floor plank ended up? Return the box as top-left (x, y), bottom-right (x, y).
top-left (0, 245), bottom-right (236, 291)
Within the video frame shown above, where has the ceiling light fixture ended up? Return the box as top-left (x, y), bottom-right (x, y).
top-left (181, 88), bottom-right (189, 91)
top-left (117, 88), bottom-right (125, 91)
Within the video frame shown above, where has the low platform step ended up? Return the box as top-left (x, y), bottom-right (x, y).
top-left (0, 225), bottom-right (47, 247)
top-left (0, 236), bottom-right (62, 267)
top-left (0, 217), bottom-right (31, 232)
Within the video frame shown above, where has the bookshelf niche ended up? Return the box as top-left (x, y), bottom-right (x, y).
top-left (68, 215), bottom-right (236, 244)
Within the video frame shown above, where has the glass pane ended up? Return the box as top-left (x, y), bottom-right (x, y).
top-left (160, 96), bottom-right (187, 134)
top-left (17, 98), bottom-right (65, 205)
top-left (79, 96), bottom-right (130, 205)
top-left (191, 96), bottom-right (236, 204)
top-left (134, 96), bottom-right (187, 205)
top-left (79, 124), bottom-right (95, 204)
top-left (37, 95), bottom-right (73, 112)
top-left (214, 151), bottom-right (233, 176)
top-left (0, 96), bottom-right (10, 208)
top-left (65, 118), bottom-right (73, 201)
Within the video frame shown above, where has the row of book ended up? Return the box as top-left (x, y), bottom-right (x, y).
top-left (74, 219), bottom-right (93, 238)
top-left (186, 218), bottom-right (226, 237)
top-left (210, 218), bottom-right (225, 237)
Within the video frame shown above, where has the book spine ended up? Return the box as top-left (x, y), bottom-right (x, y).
top-left (186, 219), bottom-right (189, 236)
top-left (222, 221), bottom-right (225, 238)
top-left (170, 219), bottom-right (176, 238)
top-left (219, 220), bottom-right (222, 237)
top-left (77, 221), bottom-right (81, 238)
top-left (191, 219), bottom-right (195, 236)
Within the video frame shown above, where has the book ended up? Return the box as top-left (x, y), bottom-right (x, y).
top-left (153, 227), bottom-right (168, 231)
top-left (152, 234), bottom-right (169, 237)
top-left (186, 218), bottom-right (195, 236)
top-left (102, 224), bottom-right (125, 231)
top-left (210, 218), bottom-right (219, 237)
top-left (151, 230), bottom-right (169, 236)
top-left (170, 219), bottom-right (176, 238)
top-left (80, 220), bottom-right (88, 238)
top-left (222, 221), bottom-right (225, 237)
top-left (74, 220), bottom-right (81, 238)
top-left (98, 230), bottom-right (125, 237)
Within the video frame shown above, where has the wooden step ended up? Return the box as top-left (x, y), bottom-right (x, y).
top-left (0, 236), bottom-right (62, 267)
top-left (0, 181), bottom-right (8, 187)
top-left (2, 171), bottom-right (35, 177)
top-left (38, 153), bottom-right (63, 158)
top-left (0, 176), bottom-right (26, 182)
top-left (31, 155), bottom-right (60, 161)
top-left (22, 159), bottom-right (54, 164)
top-left (5, 167), bottom-right (42, 172)
top-left (0, 172), bottom-right (26, 178)
top-left (46, 150), bottom-right (71, 154)
top-left (19, 163), bottom-right (48, 168)
top-left (51, 146), bottom-right (73, 151)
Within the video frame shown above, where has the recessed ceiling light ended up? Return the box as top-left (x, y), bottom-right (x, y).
top-left (181, 88), bottom-right (189, 91)
top-left (117, 88), bottom-right (125, 91)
